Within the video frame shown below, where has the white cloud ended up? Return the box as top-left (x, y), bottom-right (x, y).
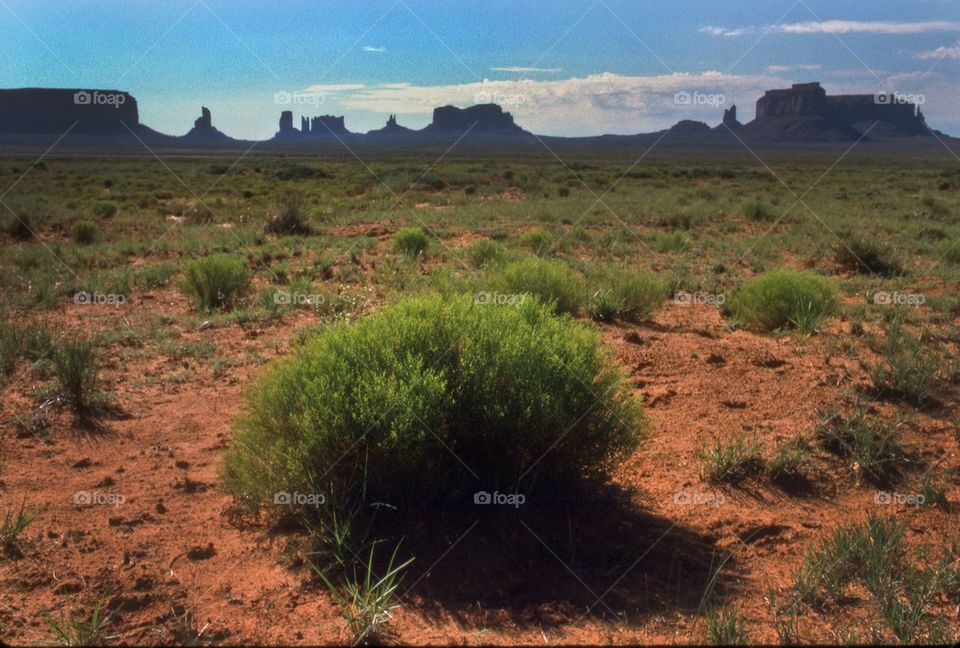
top-left (915, 45), bottom-right (960, 60)
top-left (363, 46), bottom-right (386, 53)
top-left (301, 83), bottom-right (368, 93)
top-left (490, 66), bottom-right (563, 73)
top-left (312, 71), bottom-right (785, 136)
top-left (767, 64), bottom-right (822, 73)
top-left (704, 20), bottom-right (960, 37)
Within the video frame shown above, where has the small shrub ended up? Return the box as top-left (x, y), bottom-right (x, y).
top-left (90, 200), bottom-right (118, 219)
top-left (519, 227), bottom-right (554, 255)
top-left (743, 198), bottom-right (775, 222)
top-left (652, 231), bottom-right (691, 253)
top-left (495, 257), bottom-right (585, 315)
top-left (393, 227), bottom-right (431, 257)
top-left (70, 220), bottom-right (98, 244)
top-left (815, 404), bottom-right (903, 484)
top-left (184, 204), bottom-right (215, 225)
top-left (222, 293), bottom-right (644, 516)
top-left (466, 239), bottom-right (508, 268)
top-left (834, 233), bottom-right (903, 276)
top-left (936, 240), bottom-right (960, 266)
top-left (265, 192), bottom-right (310, 235)
top-left (729, 269), bottom-right (837, 332)
top-left (180, 255), bottom-right (251, 312)
top-left (2, 197), bottom-right (52, 239)
top-left (699, 433), bottom-right (763, 484)
top-left (588, 265), bottom-right (667, 323)
top-left (54, 338), bottom-right (99, 411)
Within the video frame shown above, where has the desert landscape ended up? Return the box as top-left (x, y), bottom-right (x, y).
top-left (1, 1), bottom-right (960, 646)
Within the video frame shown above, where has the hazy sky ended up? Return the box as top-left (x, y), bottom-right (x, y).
top-left (2, 0), bottom-right (959, 138)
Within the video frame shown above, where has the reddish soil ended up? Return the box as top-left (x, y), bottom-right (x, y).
top-left (2, 271), bottom-right (959, 645)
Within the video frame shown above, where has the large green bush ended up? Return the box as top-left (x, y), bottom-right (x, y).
top-left (222, 294), bottom-right (644, 513)
top-left (494, 257), bottom-right (585, 315)
top-left (729, 269), bottom-right (838, 332)
top-left (180, 255), bottom-right (251, 312)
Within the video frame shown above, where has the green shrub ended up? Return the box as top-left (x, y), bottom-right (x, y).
top-left (519, 227), bottom-right (554, 255)
top-left (180, 255), bottom-right (251, 312)
top-left (466, 239), bottom-right (508, 268)
top-left (588, 265), bottom-right (667, 323)
top-left (54, 338), bottom-right (99, 411)
top-left (70, 220), bottom-right (98, 244)
top-left (834, 233), bottom-right (903, 276)
top-left (652, 231), bottom-right (691, 253)
top-left (222, 294), bottom-right (645, 515)
top-left (742, 198), bottom-right (775, 223)
top-left (494, 257), bottom-right (585, 315)
top-left (766, 437), bottom-right (810, 485)
top-left (393, 227), bottom-right (431, 257)
top-left (265, 192), bottom-right (310, 235)
top-left (729, 269), bottom-right (837, 332)
top-left (90, 200), bottom-right (118, 219)
top-left (2, 197), bottom-right (52, 239)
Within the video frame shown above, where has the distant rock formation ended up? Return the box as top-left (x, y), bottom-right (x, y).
top-left (721, 105), bottom-right (742, 130)
top-left (275, 112), bottom-right (351, 139)
top-left (366, 114), bottom-right (415, 137)
top-left (184, 106), bottom-right (230, 142)
top-left (668, 120), bottom-right (712, 136)
top-left (744, 82), bottom-right (930, 142)
top-left (0, 88), bottom-right (140, 134)
top-left (424, 104), bottom-right (527, 135)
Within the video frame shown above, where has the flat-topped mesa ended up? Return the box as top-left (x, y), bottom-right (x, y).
top-left (749, 82), bottom-right (929, 140)
top-left (425, 104), bottom-right (527, 134)
top-left (309, 115), bottom-right (348, 137)
top-left (0, 88), bottom-right (140, 134)
top-left (275, 112), bottom-right (351, 139)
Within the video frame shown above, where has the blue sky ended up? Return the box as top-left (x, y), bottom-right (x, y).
top-left (1, 0), bottom-right (958, 137)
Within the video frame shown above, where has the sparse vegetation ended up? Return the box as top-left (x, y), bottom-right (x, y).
top-left (835, 232), bottom-right (903, 276)
top-left (699, 432), bottom-right (763, 484)
top-left (815, 403), bottom-right (903, 485)
top-left (54, 338), bottom-right (99, 411)
top-left (1, 497), bottom-right (36, 558)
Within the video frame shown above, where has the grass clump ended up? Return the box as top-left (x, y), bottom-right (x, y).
top-left (936, 240), bottom-right (960, 265)
top-left (2, 196), bottom-right (51, 239)
top-left (815, 403), bottom-right (903, 485)
top-left (766, 437), bottom-right (811, 486)
top-left (834, 232), bottom-right (903, 277)
top-left (872, 315), bottom-right (941, 407)
top-left (54, 338), bottom-right (99, 412)
top-left (728, 269), bottom-right (837, 332)
top-left (742, 198), bottom-right (775, 223)
top-left (393, 227), bottom-right (431, 257)
top-left (588, 265), bottom-right (667, 323)
top-left (70, 220), bottom-right (98, 244)
top-left (1, 497), bottom-right (36, 558)
top-left (265, 192), bottom-right (310, 235)
top-left (705, 605), bottom-right (748, 645)
top-left (180, 254), bottom-right (251, 312)
top-left (466, 239), bottom-right (509, 268)
top-left (699, 433), bottom-right (763, 484)
top-left (222, 293), bottom-right (644, 516)
top-left (44, 599), bottom-right (113, 647)
top-left (89, 200), bottom-right (118, 219)
top-left (494, 257), bottom-right (585, 315)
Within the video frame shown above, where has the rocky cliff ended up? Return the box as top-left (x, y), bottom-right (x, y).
top-left (0, 88), bottom-right (140, 134)
top-left (424, 104), bottom-right (527, 134)
top-left (746, 82), bottom-right (929, 141)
